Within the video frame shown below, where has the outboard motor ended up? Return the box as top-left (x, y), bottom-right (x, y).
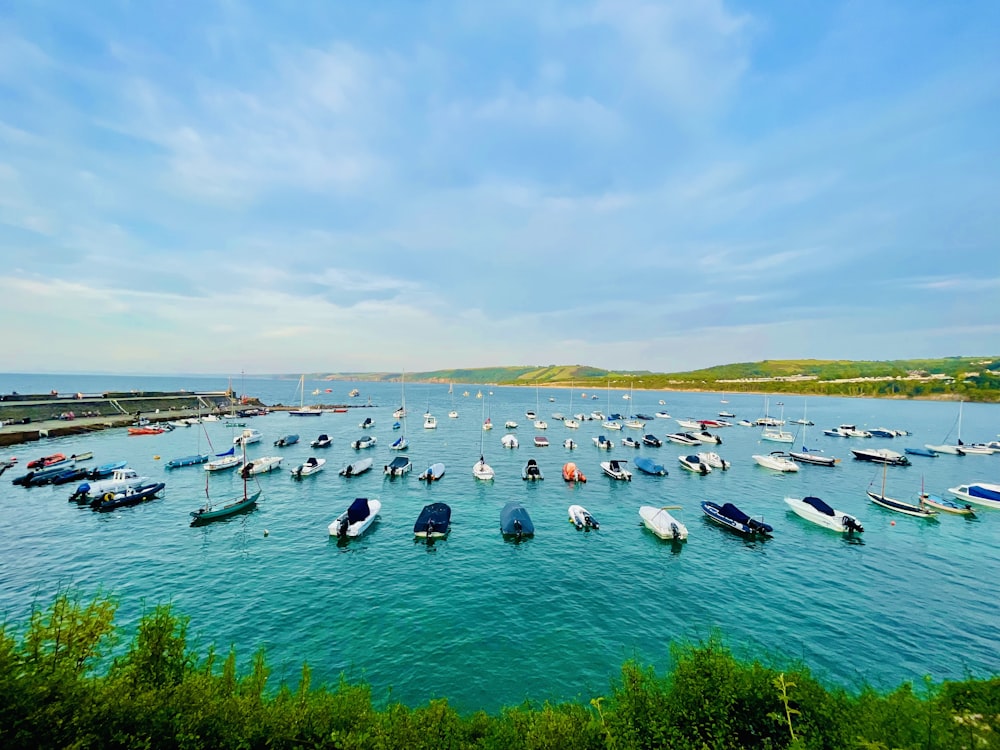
top-left (337, 518), bottom-right (349, 538)
top-left (842, 515), bottom-right (864, 533)
top-left (513, 518), bottom-right (523, 539)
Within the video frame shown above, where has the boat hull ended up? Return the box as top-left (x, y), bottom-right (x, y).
top-left (639, 506), bottom-right (688, 540)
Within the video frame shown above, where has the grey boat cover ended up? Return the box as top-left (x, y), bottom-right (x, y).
top-left (803, 496), bottom-right (835, 516)
top-left (414, 502), bottom-right (451, 534)
top-left (500, 501), bottom-right (534, 536)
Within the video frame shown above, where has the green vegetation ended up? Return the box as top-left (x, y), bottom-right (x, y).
top-left (2, 592), bottom-right (998, 749)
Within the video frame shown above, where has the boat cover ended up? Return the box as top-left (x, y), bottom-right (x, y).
top-left (685, 455), bottom-right (701, 463)
top-left (388, 457), bottom-right (409, 470)
top-left (803, 496), bottom-right (835, 516)
top-left (347, 498), bottom-right (371, 524)
top-left (500, 501), bottom-right (534, 536)
top-left (720, 502), bottom-right (751, 524)
top-left (524, 459), bottom-right (542, 478)
top-left (414, 502), bottom-right (451, 534)
top-left (969, 484), bottom-right (1000, 501)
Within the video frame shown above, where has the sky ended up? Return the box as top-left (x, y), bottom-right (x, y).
top-left (1, 1), bottom-right (998, 376)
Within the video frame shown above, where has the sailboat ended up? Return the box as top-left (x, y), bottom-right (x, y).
top-left (448, 381), bottom-right (458, 419)
top-left (533, 383), bottom-right (548, 429)
top-left (925, 401), bottom-right (983, 454)
top-left (563, 383), bottom-right (579, 428)
top-left (473, 394), bottom-right (495, 480)
top-left (866, 461), bottom-right (937, 518)
top-left (624, 382), bottom-right (643, 429)
top-left (760, 399), bottom-right (793, 443)
top-left (601, 379), bottom-right (621, 430)
top-left (166, 405), bottom-right (210, 468)
top-left (391, 372), bottom-right (409, 450)
top-left (289, 375), bottom-right (322, 416)
top-left (190, 441), bottom-right (261, 524)
top-left (789, 413), bottom-right (839, 467)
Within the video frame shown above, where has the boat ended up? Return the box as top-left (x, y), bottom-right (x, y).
top-left (621, 436), bottom-right (641, 448)
top-left (676, 418), bottom-right (701, 429)
top-left (562, 462), bottom-right (587, 482)
top-left (329, 497), bottom-right (381, 538)
top-left (274, 434), bottom-right (299, 447)
top-left (473, 395), bottom-right (495, 480)
top-left (925, 401), bottom-right (969, 455)
top-left (918, 491), bottom-right (975, 516)
top-left (948, 482), bottom-right (1000, 509)
top-left (590, 410), bottom-right (604, 421)
top-left (678, 454), bottom-right (711, 474)
top-left (784, 496), bottom-right (864, 533)
top-left (50, 467), bottom-right (89, 485)
top-left (92, 482), bottom-right (166, 512)
top-left (522, 458), bottom-right (544, 480)
top-left (413, 502), bottom-right (451, 538)
top-left (655, 411), bottom-right (671, 419)
top-left (233, 428), bottom-right (262, 446)
top-left (788, 419), bottom-right (838, 466)
top-left (0, 458), bottom-right (18, 477)
top-left (825, 424), bottom-right (872, 438)
top-left (642, 434), bottom-right (662, 447)
top-left (689, 430), bottom-right (722, 444)
top-left (698, 452), bottom-right (731, 470)
top-left (359, 416), bottom-right (375, 429)
top-left (350, 435), bottom-right (377, 450)
top-left (205, 446), bottom-right (241, 472)
top-left (393, 372), bottom-right (407, 418)
top-left (701, 501), bottom-right (773, 537)
top-left (533, 435), bottom-right (549, 447)
top-left (904, 447), bottom-right (937, 458)
top-left (850, 448), bottom-right (910, 466)
top-left (500, 501), bottom-right (534, 538)
top-left (600, 459), bottom-right (631, 480)
top-left (563, 438), bottom-right (577, 449)
top-left (13, 463), bottom-right (80, 487)
top-left (349, 388), bottom-right (360, 398)
top-left (866, 460), bottom-right (936, 518)
top-left (419, 462), bottom-right (446, 482)
top-left (867, 428), bottom-right (897, 438)
top-left (26, 453), bottom-right (67, 469)
top-left (127, 426), bottom-right (165, 436)
top-left (291, 457), bottom-right (326, 478)
top-left (423, 414), bottom-right (437, 429)
top-left (289, 375), bottom-right (323, 416)
top-left (483, 417), bottom-right (493, 430)
top-left (69, 468), bottom-right (149, 502)
top-left (634, 456), bottom-right (667, 476)
top-left (568, 504), bottom-right (598, 529)
top-left (592, 435), bottom-right (613, 450)
top-left (87, 460), bottom-right (128, 479)
top-left (390, 434), bottom-right (408, 451)
top-left (666, 432), bottom-right (701, 446)
top-left (719, 411), bottom-right (735, 418)
top-left (601, 380), bottom-right (622, 430)
top-left (240, 456), bottom-right (283, 477)
top-left (384, 455), bottom-right (412, 477)
top-left (311, 434), bottom-right (333, 448)
top-left (501, 434), bottom-right (519, 449)
top-left (339, 457), bottom-right (373, 477)
top-left (505, 420), bottom-right (518, 429)
top-left (752, 452), bottom-right (799, 472)
top-left (759, 398), bottom-right (792, 442)
top-left (639, 505), bottom-right (688, 540)
top-left (166, 453), bottom-right (209, 469)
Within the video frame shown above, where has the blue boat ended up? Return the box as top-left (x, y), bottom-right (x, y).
top-left (92, 482), bottom-right (166, 511)
top-left (311, 434), bottom-right (333, 448)
top-left (413, 502), bottom-right (451, 538)
top-left (51, 467), bottom-right (89, 485)
top-left (165, 454), bottom-right (209, 469)
top-left (500, 501), bottom-right (534, 539)
top-left (904, 447), bottom-right (937, 458)
top-left (274, 434), bottom-right (299, 447)
top-left (634, 456), bottom-right (668, 476)
top-left (88, 460), bottom-right (128, 479)
top-left (701, 501), bottom-right (773, 537)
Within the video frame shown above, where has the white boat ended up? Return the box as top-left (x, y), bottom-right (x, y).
top-left (205, 447), bottom-right (242, 472)
top-left (240, 456), bottom-right (283, 476)
top-left (825, 424), bottom-right (871, 438)
top-left (698, 452), bottom-right (731, 470)
top-left (505, 420), bottom-right (518, 429)
top-left (752, 452), bottom-right (799, 472)
top-left (675, 419), bottom-right (702, 429)
top-left (358, 416), bottom-right (375, 429)
top-left (784, 496), bottom-right (864, 533)
top-left (563, 418), bottom-right (580, 429)
top-left (621, 436), bottom-right (640, 448)
top-left (233, 428), bottom-right (262, 446)
top-left (351, 435), bottom-right (377, 449)
top-left (948, 482), bottom-right (1000, 509)
top-left (568, 504), bottom-right (599, 530)
top-left (449, 410), bottom-right (459, 419)
top-left (291, 457), bottom-right (325, 478)
top-left (655, 411), bottom-right (671, 419)
top-left (419, 462), bottom-right (446, 482)
top-left (69, 468), bottom-right (149, 502)
top-left (522, 458), bottom-right (544, 480)
top-left (592, 434), bottom-right (614, 450)
top-left (564, 438), bottom-right (577, 449)
top-left (689, 430), bottom-right (722, 444)
top-left (533, 435), bottom-right (550, 447)
top-left (602, 420), bottom-right (622, 430)
top-left (639, 505), bottom-right (688, 540)
top-left (390, 435), bottom-right (408, 451)
top-left (590, 411), bottom-right (604, 421)
top-left (384, 456), bottom-right (412, 477)
top-left (288, 374), bottom-right (323, 416)
top-left (534, 419), bottom-right (549, 429)
top-left (339, 457), bottom-right (373, 477)
top-left (423, 415), bottom-right (437, 429)
top-left (601, 459), bottom-right (631, 480)
top-left (760, 400), bottom-right (793, 442)
top-left (472, 456), bottom-right (495, 480)
top-left (678, 454), bottom-right (711, 474)
top-left (311, 434), bottom-right (333, 449)
top-left (850, 448), bottom-right (910, 466)
top-left (328, 497), bottom-right (381, 537)
top-left (926, 401), bottom-right (970, 455)
top-left (666, 432), bottom-right (700, 446)
top-left (501, 434), bottom-right (519, 448)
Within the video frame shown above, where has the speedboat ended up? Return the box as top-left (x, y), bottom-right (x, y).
top-left (639, 506), bottom-right (688, 540)
top-left (904, 447), bottom-right (937, 458)
top-left (233, 428), bottom-right (262, 446)
top-left (568, 504), bottom-right (598, 530)
top-left (752, 452), bottom-right (799, 472)
top-left (602, 420), bottom-right (622, 431)
top-left (622, 436), bottom-right (641, 448)
top-left (351, 435), bottom-right (377, 450)
top-left (678, 454), bottom-right (711, 474)
top-left (719, 411), bottom-right (735, 418)
top-left (69, 468), bottom-right (149, 503)
top-left (948, 482), bottom-right (1000, 509)
top-left (418, 462), bottom-right (446, 482)
top-left (26, 453), bottom-right (67, 469)
top-left (634, 456), bottom-right (667, 476)
top-left (92, 482), bottom-right (166, 512)
top-left (423, 415), bottom-right (437, 429)
top-left (522, 459), bottom-right (544, 480)
top-left (689, 430), bottom-right (722, 444)
top-left (339, 457), bottom-right (373, 477)
top-left (701, 501), bottom-right (773, 537)
top-left (592, 435), bottom-right (613, 450)
top-left (600, 459), bottom-right (631, 480)
top-left (413, 502), bottom-right (451, 538)
top-left (563, 438), bottom-right (577, 449)
top-left (533, 435), bottom-right (550, 447)
top-left (500, 501), bottom-right (534, 539)
top-left (291, 457), bottom-right (325, 478)
top-left (867, 428), bottom-right (897, 438)
top-left (666, 433), bottom-right (701, 446)
top-left (784, 496), bottom-right (864, 533)
top-left (655, 411), bottom-right (671, 419)
top-left (675, 419), bottom-right (701, 429)
top-left (311, 434), bottom-right (332, 448)
top-left (642, 434), bottom-right (662, 447)
top-left (274, 434), bottom-right (299, 447)
top-left (329, 497), bottom-right (381, 538)
top-left (240, 456), bottom-right (283, 477)
top-left (562, 462), bottom-right (586, 482)
top-left (384, 456), bottom-right (412, 477)
top-left (698, 452), bottom-right (730, 470)
top-left (472, 456), bottom-right (495, 480)
top-left (501, 434), bottom-right (519, 448)
top-left (850, 448), bottom-right (910, 466)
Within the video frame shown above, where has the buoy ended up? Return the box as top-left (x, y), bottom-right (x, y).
top-left (890, 521), bottom-right (896, 526)
top-left (263, 529), bottom-right (269, 537)
top-left (154, 455), bottom-right (160, 460)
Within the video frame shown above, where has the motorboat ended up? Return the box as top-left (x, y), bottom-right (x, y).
top-left (482, 418), bottom-right (492, 430)
top-left (590, 411), bottom-right (604, 421)
top-left (904, 447), bottom-right (937, 458)
top-left (525, 410), bottom-right (537, 420)
top-left (678, 454), bottom-right (711, 474)
top-left (419, 462), bottom-right (446, 482)
top-left (92, 482), bottom-right (165, 512)
top-left (738, 419), bottom-right (753, 427)
top-left (339, 457), bottom-right (373, 477)
top-left (622, 436), bottom-right (641, 448)
top-left (689, 430), bottom-right (722, 444)
top-left (166, 454), bottom-right (209, 469)
top-left (752, 452), bottom-right (799, 472)
top-left (948, 483), bottom-right (1000, 509)
top-left (127, 426), bottom-right (166, 436)
top-left (13, 463), bottom-right (81, 487)
top-left (719, 411), bottom-right (735, 418)
top-left (675, 419), bottom-right (701, 429)
top-left (351, 435), bottom-right (377, 450)
top-left (69, 468), bottom-right (149, 502)
top-left (533, 435), bottom-right (550, 447)
top-left (274, 434), bottom-right (299, 447)
top-left (563, 438), bottom-right (577, 449)
top-left (472, 456), bottom-right (495, 480)
top-left (384, 456), bottom-right (412, 477)
top-left (754, 417), bottom-right (784, 427)
top-left (642, 434), bottom-right (662, 447)
top-left (850, 448), bottom-right (910, 466)
top-left (789, 447), bottom-right (839, 467)
top-left (919, 492), bottom-right (975, 516)
top-left (240, 456), bottom-right (283, 477)
top-left (522, 459), bottom-right (544, 480)
top-left (784, 496), bottom-right (863, 533)
top-left (867, 428), bottom-right (897, 438)
top-left (413, 502), bottom-right (451, 538)
top-left (205, 447), bottom-right (241, 472)
top-left (666, 433), bottom-right (701, 446)
top-left (824, 424), bottom-right (871, 438)
top-left (26, 453), bottom-right (68, 469)
top-left (592, 435), bottom-right (613, 450)
top-left (449, 410), bottom-right (459, 419)
top-left (602, 419), bottom-right (622, 431)
top-left (504, 420), bottom-right (518, 429)
top-left (600, 459), bottom-right (631, 480)
top-left (562, 462), bottom-right (586, 482)
top-left (500, 501), bottom-right (534, 539)
top-left (568, 504), bottom-right (598, 530)
top-left (234, 428), bottom-right (263, 446)
top-left (423, 415), bottom-right (437, 429)
top-left (655, 411), bottom-right (671, 419)
top-left (534, 419), bottom-right (549, 430)
top-left (291, 457), bottom-right (325, 478)
top-left (329, 497), bottom-right (381, 538)
top-left (698, 452), bottom-right (731, 470)
top-left (501, 434), bottom-right (519, 449)
top-left (701, 501), bottom-right (773, 537)
top-left (563, 418), bottom-right (580, 429)
top-left (639, 506), bottom-right (688, 540)
top-left (50, 467), bottom-right (89, 485)
top-left (634, 456), bottom-right (667, 476)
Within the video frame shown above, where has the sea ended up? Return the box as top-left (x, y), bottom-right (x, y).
top-left (0, 373), bottom-right (997, 712)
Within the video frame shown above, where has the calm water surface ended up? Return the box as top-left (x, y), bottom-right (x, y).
top-left (1, 374), bottom-right (998, 711)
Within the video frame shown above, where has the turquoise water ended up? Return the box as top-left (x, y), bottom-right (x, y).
top-left (1, 375), bottom-right (998, 711)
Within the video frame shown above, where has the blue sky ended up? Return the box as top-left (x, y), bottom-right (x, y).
top-left (1, 1), bottom-right (997, 375)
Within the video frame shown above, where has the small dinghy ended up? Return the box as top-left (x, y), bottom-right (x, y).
top-left (240, 456), bottom-right (283, 477)
top-left (642, 434), bottom-right (662, 447)
top-left (274, 434), bottom-right (299, 447)
top-left (562, 462), bottom-right (586, 483)
top-left (339, 457), bottom-right (373, 477)
top-left (698, 452), bottom-right (730, 470)
top-left (621, 436), bottom-right (641, 448)
top-left (919, 492), bottom-right (975, 516)
top-left (329, 497), bottom-right (381, 538)
top-left (784, 496), bottom-right (864, 533)
top-left (92, 482), bottom-right (165, 512)
top-left (291, 456), bottom-right (325, 478)
top-left (634, 456), bottom-right (667, 476)
top-left (701, 501), bottom-right (772, 537)
top-left (568, 504), bottom-right (598, 530)
top-left (413, 502), bottom-right (451, 538)
top-left (678, 454), bottom-right (711, 474)
top-left (311, 434), bottom-right (333, 448)
top-left (601, 459), bottom-right (631, 480)
top-left (359, 416), bottom-right (375, 429)
top-left (384, 455), bottom-right (412, 477)
top-left (563, 438), bottom-right (577, 449)
top-left (522, 459), bottom-right (544, 480)
top-left (473, 456), bottom-right (495, 480)
top-left (500, 501), bottom-right (534, 539)
top-left (639, 505), bottom-right (688, 540)
top-left (419, 462), bottom-right (446, 482)
top-left (501, 434), bottom-right (519, 449)
top-left (592, 435), bottom-right (614, 450)
top-left (351, 435), bottom-right (377, 450)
